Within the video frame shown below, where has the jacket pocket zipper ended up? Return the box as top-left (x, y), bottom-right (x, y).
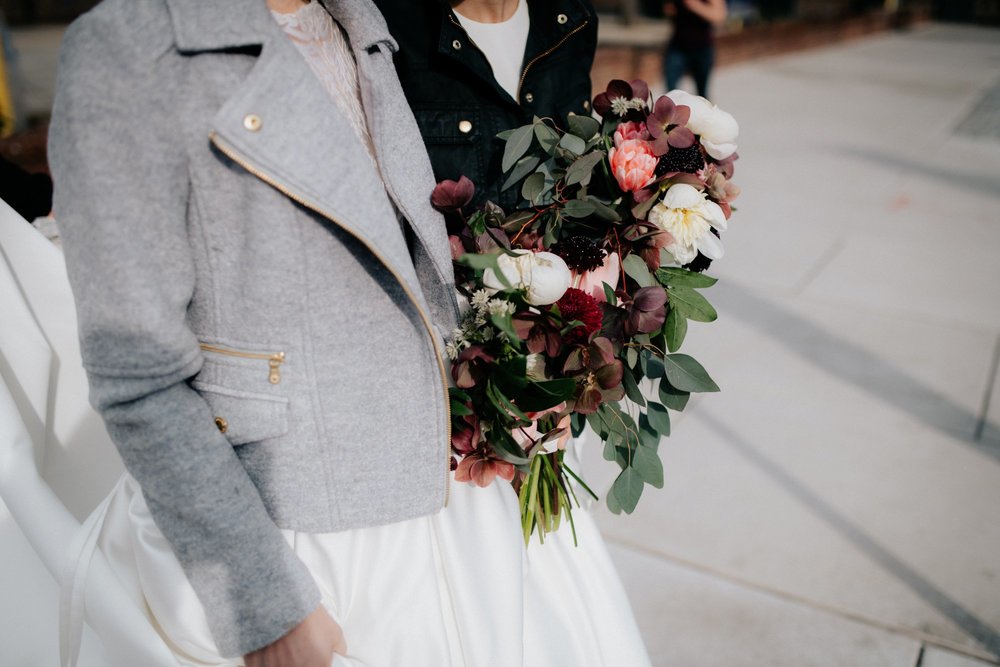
top-left (199, 343), bottom-right (286, 384)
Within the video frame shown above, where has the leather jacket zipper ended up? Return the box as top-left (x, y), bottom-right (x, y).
top-left (199, 343), bottom-right (285, 384)
top-left (516, 19), bottom-right (589, 101)
top-left (208, 132), bottom-right (453, 506)
top-left (448, 13), bottom-right (590, 104)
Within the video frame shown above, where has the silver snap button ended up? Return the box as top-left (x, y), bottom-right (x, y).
top-left (452, 39), bottom-right (462, 50)
top-left (556, 13), bottom-right (568, 24)
top-left (243, 114), bottom-right (263, 132)
top-left (458, 120), bottom-right (473, 134)
top-left (524, 92), bottom-right (534, 104)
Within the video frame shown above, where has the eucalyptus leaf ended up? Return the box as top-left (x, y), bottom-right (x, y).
top-left (646, 402), bottom-right (671, 436)
top-left (656, 267), bottom-right (718, 288)
top-left (612, 468), bottom-right (644, 514)
top-left (565, 151), bottom-right (604, 187)
top-left (622, 254), bottom-right (655, 288)
top-left (587, 196), bottom-right (622, 222)
top-left (668, 286), bottom-right (718, 323)
top-left (534, 122), bottom-right (561, 154)
top-left (496, 128), bottom-right (516, 140)
top-left (626, 346), bottom-right (638, 369)
top-left (561, 198), bottom-right (596, 219)
top-left (663, 354), bottom-right (720, 393)
top-left (658, 380), bottom-right (690, 412)
top-left (633, 445), bottom-right (664, 488)
top-left (664, 307), bottom-right (688, 352)
top-left (567, 113), bottom-right (600, 140)
top-left (622, 367), bottom-right (646, 406)
top-left (521, 172), bottom-right (546, 205)
top-left (586, 411), bottom-right (610, 439)
top-left (502, 124), bottom-right (535, 173)
top-left (638, 412), bottom-right (660, 450)
top-left (606, 486), bottom-right (624, 515)
top-left (501, 155), bottom-right (541, 191)
top-left (558, 133), bottom-right (587, 157)
top-left (645, 354), bottom-right (665, 379)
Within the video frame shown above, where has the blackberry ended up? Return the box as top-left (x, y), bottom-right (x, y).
top-left (551, 236), bottom-right (607, 272)
top-left (655, 144), bottom-right (705, 176)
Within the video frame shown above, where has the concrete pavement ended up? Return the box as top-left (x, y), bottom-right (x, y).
top-left (584, 21), bottom-right (1000, 667)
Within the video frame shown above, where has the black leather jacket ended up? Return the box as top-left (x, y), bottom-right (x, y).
top-left (376, 0), bottom-right (598, 209)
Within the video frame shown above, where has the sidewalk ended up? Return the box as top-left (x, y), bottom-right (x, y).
top-left (582, 22), bottom-right (1000, 667)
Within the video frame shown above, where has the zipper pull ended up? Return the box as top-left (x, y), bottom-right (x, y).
top-left (269, 352), bottom-right (285, 384)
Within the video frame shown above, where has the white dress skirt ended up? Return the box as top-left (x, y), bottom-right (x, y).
top-left (94, 440), bottom-right (652, 667)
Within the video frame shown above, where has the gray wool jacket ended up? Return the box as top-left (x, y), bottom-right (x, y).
top-left (48, 0), bottom-right (460, 657)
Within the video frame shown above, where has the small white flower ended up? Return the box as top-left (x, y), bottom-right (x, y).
top-left (610, 96), bottom-right (646, 116)
top-left (649, 183), bottom-right (727, 266)
top-left (445, 342), bottom-right (459, 360)
top-left (666, 90), bottom-right (739, 160)
top-left (482, 250), bottom-right (572, 306)
top-left (470, 289), bottom-right (492, 312)
top-left (487, 299), bottom-right (516, 317)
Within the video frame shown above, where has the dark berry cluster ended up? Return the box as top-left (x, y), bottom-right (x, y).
top-left (655, 144), bottom-right (705, 177)
top-left (551, 236), bottom-right (607, 273)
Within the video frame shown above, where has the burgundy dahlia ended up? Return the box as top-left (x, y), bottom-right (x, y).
top-left (557, 288), bottom-right (603, 345)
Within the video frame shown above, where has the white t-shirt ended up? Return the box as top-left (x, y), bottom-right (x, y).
top-left (454, 0), bottom-right (530, 101)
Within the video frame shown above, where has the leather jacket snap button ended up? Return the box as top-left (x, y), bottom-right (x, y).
top-left (458, 120), bottom-right (473, 133)
top-left (452, 39), bottom-right (462, 50)
top-left (556, 13), bottom-right (568, 24)
top-left (524, 92), bottom-right (534, 104)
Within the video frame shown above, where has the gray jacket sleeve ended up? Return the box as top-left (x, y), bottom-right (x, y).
top-left (48, 11), bottom-right (320, 658)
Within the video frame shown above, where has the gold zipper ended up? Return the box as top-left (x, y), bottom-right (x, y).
top-left (208, 132), bottom-right (452, 506)
top-left (199, 343), bottom-right (286, 384)
top-left (516, 19), bottom-right (589, 101)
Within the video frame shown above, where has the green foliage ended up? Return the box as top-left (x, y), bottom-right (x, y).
top-left (663, 354), bottom-right (720, 393)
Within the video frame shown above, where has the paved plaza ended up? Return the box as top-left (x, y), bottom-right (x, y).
top-left (2, 18), bottom-right (999, 667)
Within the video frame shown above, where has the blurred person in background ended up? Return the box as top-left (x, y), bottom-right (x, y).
top-left (662, 0), bottom-right (727, 98)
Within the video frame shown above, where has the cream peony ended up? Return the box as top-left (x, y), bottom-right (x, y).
top-left (666, 90), bottom-right (739, 161)
top-left (648, 183), bottom-right (727, 265)
top-left (482, 250), bottom-right (572, 306)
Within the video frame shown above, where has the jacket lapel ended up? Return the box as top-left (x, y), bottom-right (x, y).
top-left (166, 0), bottom-right (454, 309)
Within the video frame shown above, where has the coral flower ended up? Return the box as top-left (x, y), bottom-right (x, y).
top-left (608, 139), bottom-right (657, 193)
top-left (613, 120), bottom-right (650, 148)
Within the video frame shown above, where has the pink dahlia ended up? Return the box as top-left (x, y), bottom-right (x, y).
top-left (609, 139), bottom-right (657, 193)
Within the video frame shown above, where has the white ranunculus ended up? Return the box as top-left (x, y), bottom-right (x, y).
top-left (649, 183), bottom-right (727, 266)
top-left (482, 250), bottom-right (572, 306)
top-left (666, 89), bottom-right (739, 161)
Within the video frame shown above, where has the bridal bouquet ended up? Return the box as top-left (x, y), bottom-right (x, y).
top-left (433, 80), bottom-right (741, 543)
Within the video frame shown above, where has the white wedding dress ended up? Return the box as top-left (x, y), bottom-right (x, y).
top-left (27, 4), bottom-right (652, 666)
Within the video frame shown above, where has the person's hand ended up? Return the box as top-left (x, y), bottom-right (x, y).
top-left (245, 606), bottom-right (347, 667)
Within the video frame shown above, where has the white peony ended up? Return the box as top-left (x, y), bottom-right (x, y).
top-left (666, 90), bottom-right (739, 161)
top-left (482, 250), bottom-right (572, 306)
top-left (648, 183), bottom-right (727, 266)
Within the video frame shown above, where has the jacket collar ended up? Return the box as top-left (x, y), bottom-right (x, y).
top-left (165, 0), bottom-right (398, 53)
